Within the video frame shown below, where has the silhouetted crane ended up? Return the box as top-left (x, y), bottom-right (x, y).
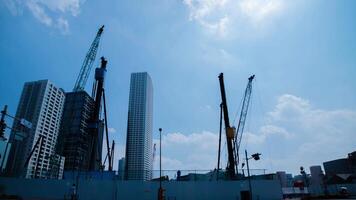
top-left (217, 73), bottom-right (255, 179)
top-left (73, 25), bottom-right (104, 92)
top-left (233, 75), bottom-right (255, 172)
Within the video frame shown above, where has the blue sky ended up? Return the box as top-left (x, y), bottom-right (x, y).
top-left (0, 0), bottom-right (355, 175)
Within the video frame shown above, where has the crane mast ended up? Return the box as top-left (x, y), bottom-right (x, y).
top-left (88, 57), bottom-right (107, 171)
top-left (218, 73), bottom-right (236, 179)
top-left (73, 25), bottom-right (104, 92)
top-left (233, 75), bottom-right (255, 172)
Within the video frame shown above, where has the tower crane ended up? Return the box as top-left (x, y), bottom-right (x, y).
top-left (73, 25), bottom-right (104, 92)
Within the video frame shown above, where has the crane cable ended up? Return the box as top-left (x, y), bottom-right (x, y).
top-left (254, 78), bottom-right (273, 173)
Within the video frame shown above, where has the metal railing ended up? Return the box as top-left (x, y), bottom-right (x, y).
top-left (150, 169), bottom-right (268, 181)
top-left (62, 169), bottom-right (267, 181)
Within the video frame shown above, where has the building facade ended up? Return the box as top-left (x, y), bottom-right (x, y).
top-left (309, 165), bottom-right (324, 186)
top-left (56, 91), bottom-right (95, 171)
top-left (125, 72), bottom-right (153, 180)
top-left (118, 157), bottom-right (125, 180)
top-left (323, 151), bottom-right (356, 184)
top-left (5, 80), bottom-right (65, 179)
top-left (323, 151), bottom-right (356, 176)
top-left (276, 171), bottom-right (288, 187)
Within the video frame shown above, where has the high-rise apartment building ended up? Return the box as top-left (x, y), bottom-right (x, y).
top-left (56, 91), bottom-right (96, 171)
top-left (125, 72), bottom-right (153, 180)
top-left (5, 80), bottom-right (65, 179)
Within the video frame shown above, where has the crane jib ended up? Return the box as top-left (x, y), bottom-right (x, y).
top-left (73, 25), bottom-right (104, 92)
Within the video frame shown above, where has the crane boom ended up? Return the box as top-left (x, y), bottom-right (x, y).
top-left (234, 75), bottom-right (255, 171)
top-left (73, 25), bottom-right (104, 92)
top-left (218, 73), bottom-right (236, 179)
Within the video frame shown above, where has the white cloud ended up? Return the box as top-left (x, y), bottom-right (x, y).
top-left (36, 0), bottom-right (82, 16)
top-left (26, 0), bottom-right (53, 26)
top-left (199, 15), bottom-right (230, 37)
top-left (160, 156), bottom-right (185, 169)
top-left (183, 0), bottom-right (286, 38)
top-left (3, 0), bottom-right (84, 33)
top-left (183, 0), bottom-right (230, 37)
top-left (239, 0), bottom-right (283, 23)
top-left (152, 94), bottom-right (356, 175)
top-left (184, 0), bottom-right (228, 21)
top-left (251, 94), bottom-right (356, 173)
top-left (245, 124), bottom-right (293, 145)
top-left (108, 127), bottom-right (117, 133)
top-left (271, 94), bottom-right (356, 143)
top-left (153, 131), bottom-right (220, 170)
top-left (268, 94), bottom-right (310, 122)
top-left (199, 46), bottom-right (240, 69)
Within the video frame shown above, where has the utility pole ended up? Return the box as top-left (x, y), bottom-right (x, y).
top-left (245, 150), bottom-right (252, 200)
top-left (0, 105), bottom-right (8, 141)
top-left (244, 150), bottom-right (261, 200)
top-left (158, 128), bottom-right (164, 200)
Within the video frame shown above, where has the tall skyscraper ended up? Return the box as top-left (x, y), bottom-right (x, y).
top-left (56, 91), bottom-right (95, 171)
top-left (125, 72), bottom-right (153, 180)
top-left (6, 80), bottom-right (65, 179)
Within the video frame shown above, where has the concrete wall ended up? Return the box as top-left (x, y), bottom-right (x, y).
top-left (309, 183), bottom-right (356, 197)
top-left (0, 178), bottom-right (282, 200)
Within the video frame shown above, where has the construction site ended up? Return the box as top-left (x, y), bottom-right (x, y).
top-left (0, 25), bottom-right (355, 200)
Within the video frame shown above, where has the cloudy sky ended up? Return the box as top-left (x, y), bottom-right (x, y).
top-left (0, 0), bottom-right (355, 175)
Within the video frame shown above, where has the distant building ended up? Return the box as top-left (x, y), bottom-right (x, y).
top-left (276, 171), bottom-right (287, 187)
top-left (118, 157), bottom-right (125, 180)
top-left (5, 80), bottom-right (65, 179)
top-left (323, 151), bottom-right (356, 175)
top-left (285, 173), bottom-right (293, 187)
top-left (56, 91), bottom-right (95, 171)
top-left (323, 151), bottom-right (356, 184)
top-left (309, 165), bottom-right (324, 186)
top-left (125, 72), bottom-right (153, 181)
